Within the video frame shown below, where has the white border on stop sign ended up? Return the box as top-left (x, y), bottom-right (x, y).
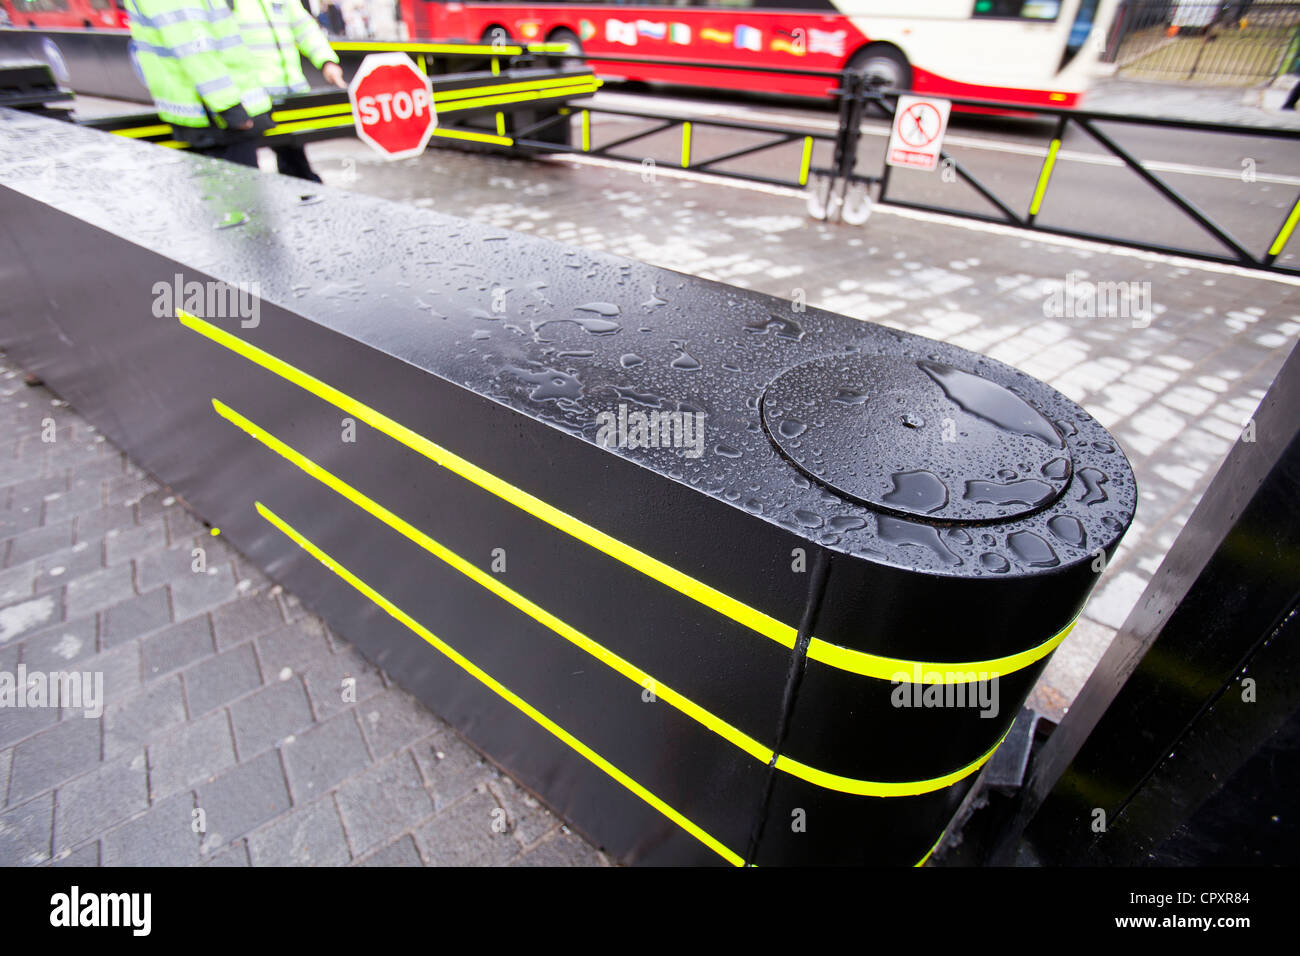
top-left (346, 52), bottom-right (438, 161)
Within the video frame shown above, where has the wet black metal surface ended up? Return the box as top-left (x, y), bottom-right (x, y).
top-left (0, 108), bottom-right (1135, 865)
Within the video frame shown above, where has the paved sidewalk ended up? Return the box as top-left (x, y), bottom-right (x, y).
top-left (1084, 75), bottom-right (1300, 128)
top-left (0, 364), bottom-right (606, 867)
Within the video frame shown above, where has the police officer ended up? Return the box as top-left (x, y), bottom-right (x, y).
top-left (125, 0), bottom-right (273, 168)
top-left (233, 0), bottom-right (347, 181)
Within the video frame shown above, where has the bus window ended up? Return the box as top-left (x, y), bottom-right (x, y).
top-left (972, 0), bottom-right (1061, 18)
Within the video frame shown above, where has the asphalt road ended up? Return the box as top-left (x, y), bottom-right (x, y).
top-left (581, 86), bottom-right (1300, 271)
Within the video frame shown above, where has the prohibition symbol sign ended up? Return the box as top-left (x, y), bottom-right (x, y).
top-left (898, 102), bottom-right (942, 147)
top-left (886, 94), bottom-right (952, 173)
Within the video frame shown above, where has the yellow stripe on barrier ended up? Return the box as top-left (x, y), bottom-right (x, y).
top-left (806, 615), bottom-right (1078, 684)
top-left (914, 829), bottom-right (946, 866)
top-left (439, 85), bottom-right (601, 115)
top-left (255, 499), bottom-right (745, 867)
top-left (331, 41), bottom-right (523, 55)
top-left (681, 121), bottom-right (692, 168)
top-left (1029, 137), bottom-right (1061, 218)
top-left (581, 109), bottom-right (591, 152)
top-left (177, 311), bottom-right (1074, 685)
top-left (213, 399), bottom-right (1000, 798)
top-left (433, 127), bottom-right (514, 146)
top-left (111, 123), bottom-right (171, 139)
top-left (214, 400), bottom-right (773, 764)
top-left (799, 136), bottom-right (813, 187)
top-left (775, 730), bottom-right (1009, 799)
top-left (177, 310), bottom-right (798, 651)
top-left (1268, 195), bottom-right (1300, 257)
top-left (271, 102), bottom-right (353, 122)
top-left (491, 56), bottom-right (500, 77)
top-left (264, 115), bottom-right (356, 137)
top-left (495, 111), bottom-right (506, 137)
top-left (434, 75), bottom-right (598, 103)
top-left (157, 140), bottom-right (190, 149)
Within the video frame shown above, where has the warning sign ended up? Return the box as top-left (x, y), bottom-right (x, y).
top-left (886, 95), bottom-right (951, 172)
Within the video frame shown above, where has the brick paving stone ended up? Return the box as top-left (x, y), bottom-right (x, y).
top-left (416, 789), bottom-right (521, 867)
top-left (202, 840), bottom-right (250, 866)
top-left (228, 679), bottom-right (314, 757)
top-left (0, 792), bottom-right (53, 865)
top-left (53, 752), bottom-right (149, 852)
top-left (50, 842), bottom-right (100, 866)
top-left (182, 644), bottom-right (262, 716)
top-left (280, 712), bottom-right (371, 801)
top-left (169, 564), bottom-right (239, 621)
top-left (101, 589), bottom-right (172, 647)
top-left (103, 676), bottom-right (186, 760)
top-left (195, 751), bottom-right (292, 851)
top-left (147, 710), bottom-right (236, 800)
top-left (359, 834), bottom-right (423, 867)
top-left (358, 687), bottom-right (444, 761)
top-left (412, 730), bottom-right (492, 812)
top-left (140, 615), bottom-right (215, 681)
top-left (256, 619), bottom-right (335, 678)
top-left (248, 798), bottom-right (351, 867)
top-left (14, 614), bottom-right (96, 672)
top-left (211, 594), bottom-right (284, 650)
top-left (101, 791), bottom-right (201, 866)
top-left (335, 752), bottom-right (435, 855)
top-left (510, 829), bottom-right (607, 867)
top-left (0, 591), bottom-right (61, 646)
top-left (7, 716), bottom-right (102, 804)
top-left (34, 545), bottom-right (104, 592)
top-left (0, 746), bottom-right (10, 804)
top-left (302, 646), bottom-right (385, 721)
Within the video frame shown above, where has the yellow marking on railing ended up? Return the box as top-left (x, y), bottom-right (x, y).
top-left (157, 140), bottom-right (189, 149)
top-left (415, 54), bottom-right (427, 75)
top-left (1268, 195), bottom-right (1300, 256)
top-left (581, 109), bottom-right (591, 152)
top-left (495, 111), bottom-right (506, 137)
top-left (111, 123), bottom-right (171, 139)
top-left (177, 311), bottom-right (1076, 685)
top-left (914, 830), bottom-right (946, 866)
top-left (271, 102), bottom-right (352, 122)
top-left (799, 135), bottom-right (813, 186)
top-left (264, 115), bottom-right (356, 137)
top-left (681, 121), bottom-right (692, 168)
top-left (1029, 137), bottom-right (1061, 218)
top-left (255, 500), bottom-right (745, 867)
top-left (433, 127), bottom-right (514, 146)
top-left (438, 85), bottom-right (600, 114)
top-left (434, 74), bottom-right (596, 102)
top-left (331, 41), bottom-right (523, 55)
top-left (491, 56), bottom-right (500, 76)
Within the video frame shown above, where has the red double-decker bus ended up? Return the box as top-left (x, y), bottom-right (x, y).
top-left (0, 0), bottom-right (127, 29)
top-left (397, 0), bottom-right (1119, 107)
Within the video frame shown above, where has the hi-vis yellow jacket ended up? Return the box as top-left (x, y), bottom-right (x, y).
top-left (233, 0), bottom-right (339, 98)
top-left (125, 0), bottom-right (272, 131)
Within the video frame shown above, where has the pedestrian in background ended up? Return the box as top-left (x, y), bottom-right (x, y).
top-left (124, 0), bottom-right (273, 168)
top-left (232, 0), bottom-right (347, 181)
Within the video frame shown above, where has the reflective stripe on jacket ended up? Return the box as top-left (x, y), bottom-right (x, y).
top-left (125, 0), bottom-right (271, 128)
top-left (234, 0), bottom-right (339, 97)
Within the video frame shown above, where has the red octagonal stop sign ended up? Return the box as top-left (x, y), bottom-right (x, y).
top-left (348, 53), bottom-right (437, 160)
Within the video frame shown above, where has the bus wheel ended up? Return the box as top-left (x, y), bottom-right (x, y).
top-left (846, 44), bottom-right (912, 92)
top-left (481, 25), bottom-right (512, 51)
top-left (548, 28), bottom-right (585, 68)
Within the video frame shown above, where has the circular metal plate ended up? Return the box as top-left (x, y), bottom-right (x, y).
top-left (761, 354), bottom-right (1073, 523)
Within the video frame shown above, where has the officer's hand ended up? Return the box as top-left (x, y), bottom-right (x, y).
top-left (322, 62), bottom-right (346, 89)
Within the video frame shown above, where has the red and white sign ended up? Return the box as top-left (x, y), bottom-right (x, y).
top-left (886, 94), bottom-right (951, 172)
top-left (348, 53), bottom-right (437, 161)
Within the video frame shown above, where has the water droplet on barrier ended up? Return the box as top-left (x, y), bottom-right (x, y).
top-left (1008, 531), bottom-right (1059, 567)
top-left (918, 360), bottom-right (1063, 448)
top-left (878, 515), bottom-right (962, 566)
top-left (778, 419), bottom-right (807, 439)
top-left (1047, 515), bottom-right (1086, 548)
top-left (979, 552), bottom-right (1011, 573)
top-left (828, 516), bottom-right (866, 533)
top-left (964, 478), bottom-right (1055, 509)
top-left (620, 353), bottom-right (644, 368)
top-left (1076, 467), bottom-right (1110, 506)
top-left (884, 470), bottom-right (949, 514)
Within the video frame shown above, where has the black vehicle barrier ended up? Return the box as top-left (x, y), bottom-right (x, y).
top-left (79, 65), bottom-right (599, 153)
top-left (0, 106), bottom-right (1135, 865)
